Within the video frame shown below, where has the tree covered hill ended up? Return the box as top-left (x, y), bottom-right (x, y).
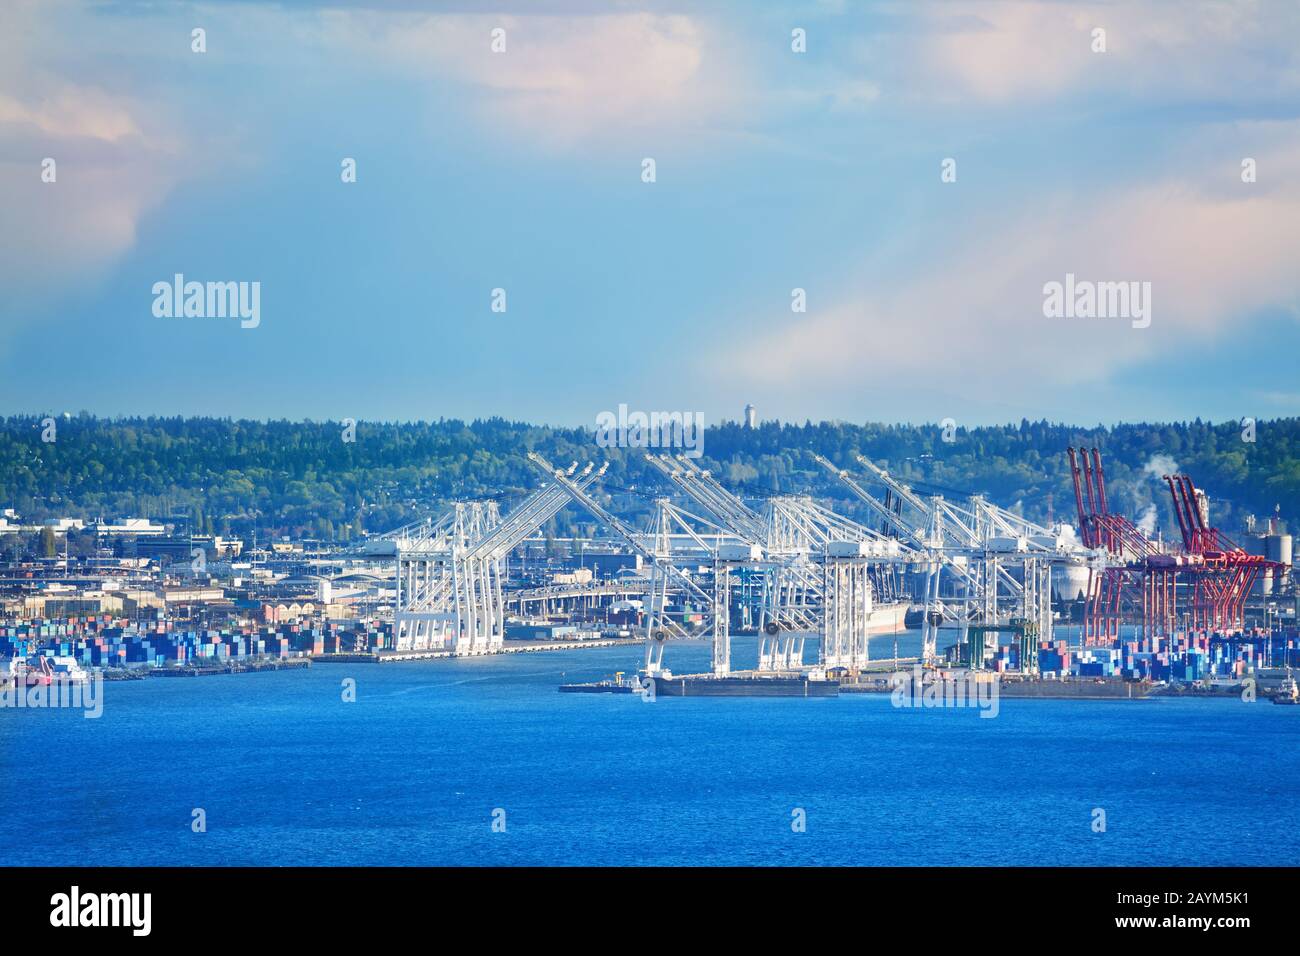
top-left (1, 414), bottom-right (1296, 543)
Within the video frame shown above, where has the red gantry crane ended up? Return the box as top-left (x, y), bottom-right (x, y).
top-left (1161, 472), bottom-right (1271, 633)
top-left (1067, 448), bottom-right (1283, 645)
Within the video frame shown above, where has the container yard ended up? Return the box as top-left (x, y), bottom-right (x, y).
top-left (0, 615), bottom-right (393, 669)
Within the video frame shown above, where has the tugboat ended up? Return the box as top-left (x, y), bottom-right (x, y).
top-left (1272, 671), bottom-right (1299, 705)
top-left (15, 656), bottom-right (90, 687)
top-left (22, 657), bottom-right (53, 687)
top-left (47, 656), bottom-right (90, 684)
top-left (559, 671), bottom-right (644, 694)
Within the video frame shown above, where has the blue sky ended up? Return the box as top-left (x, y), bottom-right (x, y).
top-left (2, 0), bottom-right (1299, 428)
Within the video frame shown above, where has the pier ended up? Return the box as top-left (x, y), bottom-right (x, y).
top-left (313, 637), bottom-right (641, 664)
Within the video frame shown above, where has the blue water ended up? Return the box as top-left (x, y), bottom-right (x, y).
top-left (2, 637), bottom-right (1296, 866)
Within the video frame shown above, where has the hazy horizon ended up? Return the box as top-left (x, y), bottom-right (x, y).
top-left (3, 408), bottom-right (1293, 431)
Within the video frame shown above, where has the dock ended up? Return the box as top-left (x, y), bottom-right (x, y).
top-left (147, 657), bottom-right (312, 678)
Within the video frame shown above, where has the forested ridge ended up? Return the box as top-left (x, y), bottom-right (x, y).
top-left (2, 414), bottom-right (1296, 542)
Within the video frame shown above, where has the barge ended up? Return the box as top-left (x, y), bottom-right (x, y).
top-left (652, 673), bottom-right (839, 697)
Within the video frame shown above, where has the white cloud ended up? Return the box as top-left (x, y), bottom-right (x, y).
top-left (715, 133), bottom-right (1300, 406)
top-left (330, 11), bottom-right (744, 147)
top-left (0, 1), bottom-right (185, 326)
top-left (0, 85), bottom-right (141, 142)
top-left (901, 0), bottom-right (1300, 104)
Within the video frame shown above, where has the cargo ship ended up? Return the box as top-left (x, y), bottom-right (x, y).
top-left (865, 601), bottom-right (909, 634)
top-left (652, 672), bottom-right (839, 697)
top-left (902, 605), bottom-right (982, 635)
top-left (841, 673), bottom-right (1156, 699)
top-left (903, 605), bottom-right (930, 630)
top-left (997, 677), bottom-right (1154, 699)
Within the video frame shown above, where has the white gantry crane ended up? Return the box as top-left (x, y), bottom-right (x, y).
top-left (393, 463), bottom-right (605, 654)
top-left (816, 453), bottom-right (1079, 668)
top-left (396, 448), bottom-right (1083, 678)
top-left (644, 454), bottom-right (900, 673)
top-left (527, 452), bottom-right (753, 676)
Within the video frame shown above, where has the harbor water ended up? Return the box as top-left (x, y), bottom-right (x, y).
top-left (1, 636), bottom-right (1296, 866)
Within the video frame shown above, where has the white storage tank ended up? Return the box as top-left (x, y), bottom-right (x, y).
top-left (1266, 533), bottom-right (1293, 589)
top-left (1052, 564), bottom-right (1091, 602)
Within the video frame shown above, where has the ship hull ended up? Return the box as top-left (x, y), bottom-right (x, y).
top-left (652, 675), bottom-right (839, 697)
top-left (558, 682), bottom-right (639, 694)
top-left (997, 679), bottom-right (1155, 699)
top-left (864, 601), bottom-right (909, 634)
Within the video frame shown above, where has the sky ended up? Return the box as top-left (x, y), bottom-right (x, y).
top-left (2, 0), bottom-right (1299, 429)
